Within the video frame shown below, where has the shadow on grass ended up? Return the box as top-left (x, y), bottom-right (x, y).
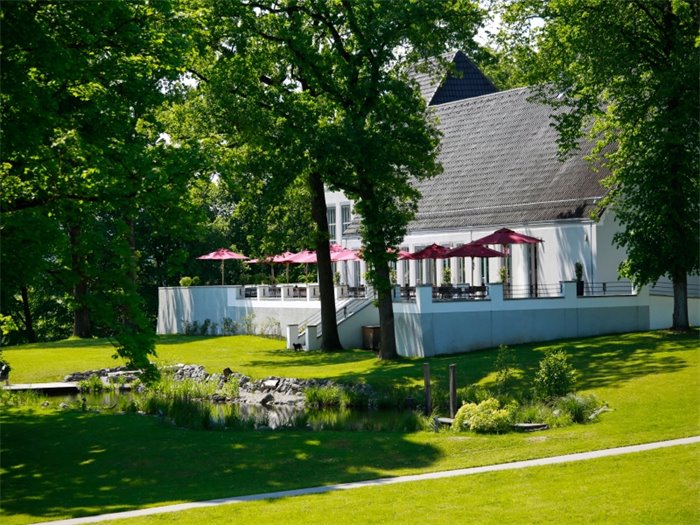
top-left (565, 330), bottom-right (697, 391)
top-left (249, 330), bottom-right (698, 395)
top-left (13, 337), bottom-right (116, 351)
top-left (0, 407), bottom-right (441, 523)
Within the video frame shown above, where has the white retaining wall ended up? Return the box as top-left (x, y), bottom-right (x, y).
top-left (392, 282), bottom-right (698, 357)
top-left (157, 282), bottom-right (697, 357)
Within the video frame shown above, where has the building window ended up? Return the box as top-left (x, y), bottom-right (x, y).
top-left (327, 207), bottom-right (337, 243)
top-left (341, 204), bottom-right (352, 235)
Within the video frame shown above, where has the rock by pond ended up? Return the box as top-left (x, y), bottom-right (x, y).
top-left (57, 364), bottom-right (421, 431)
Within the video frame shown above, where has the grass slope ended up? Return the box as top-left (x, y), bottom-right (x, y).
top-left (118, 443), bottom-right (700, 525)
top-left (1, 330), bottom-right (698, 524)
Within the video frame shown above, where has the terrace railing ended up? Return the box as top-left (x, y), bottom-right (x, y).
top-left (504, 283), bottom-right (562, 299)
top-left (298, 286), bottom-right (374, 339)
top-left (581, 280), bottom-right (635, 296)
top-left (649, 281), bottom-right (700, 298)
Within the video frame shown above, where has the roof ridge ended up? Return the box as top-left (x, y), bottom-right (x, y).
top-left (429, 85), bottom-right (532, 109)
top-left (418, 197), bottom-right (604, 218)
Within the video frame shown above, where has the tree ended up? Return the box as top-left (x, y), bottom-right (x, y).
top-left (179, 0), bottom-right (483, 357)
top-left (1, 1), bottom-right (197, 371)
top-left (498, 0), bottom-right (699, 330)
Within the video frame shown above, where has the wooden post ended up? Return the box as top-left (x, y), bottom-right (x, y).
top-left (423, 363), bottom-right (432, 416)
top-left (449, 364), bottom-right (457, 418)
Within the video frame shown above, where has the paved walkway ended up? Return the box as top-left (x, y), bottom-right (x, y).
top-left (32, 436), bottom-right (700, 525)
top-left (3, 382), bottom-right (79, 393)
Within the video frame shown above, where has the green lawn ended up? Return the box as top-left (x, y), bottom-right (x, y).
top-left (1, 330), bottom-right (699, 524)
top-left (118, 443), bottom-right (700, 525)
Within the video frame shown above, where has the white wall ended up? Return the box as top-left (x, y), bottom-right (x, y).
top-left (393, 282), bottom-right (667, 357)
top-left (594, 211), bottom-right (628, 282)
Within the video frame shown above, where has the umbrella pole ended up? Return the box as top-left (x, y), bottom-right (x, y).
top-left (221, 260), bottom-right (225, 285)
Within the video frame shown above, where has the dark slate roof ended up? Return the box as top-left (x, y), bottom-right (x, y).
top-left (411, 50), bottom-right (498, 106)
top-left (408, 87), bottom-right (608, 232)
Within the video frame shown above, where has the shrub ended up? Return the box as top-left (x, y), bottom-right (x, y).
top-left (305, 385), bottom-right (351, 409)
top-left (218, 377), bottom-right (239, 400)
top-left (259, 317), bottom-right (281, 338)
top-left (555, 393), bottom-right (603, 423)
top-left (221, 317), bottom-right (239, 335)
top-left (182, 320), bottom-right (199, 335)
top-left (452, 398), bottom-right (514, 434)
top-left (533, 347), bottom-right (577, 400)
top-left (241, 313), bottom-right (256, 335)
top-left (513, 402), bottom-right (554, 424)
top-left (199, 319), bottom-right (211, 336)
top-left (457, 384), bottom-right (492, 405)
top-left (78, 374), bottom-right (105, 393)
top-left (494, 344), bottom-right (517, 395)
top-left (179, 276), bottom-right (200, 287)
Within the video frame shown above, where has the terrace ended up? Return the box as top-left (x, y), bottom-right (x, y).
top-left (157, 278), bottom-right (698, 358)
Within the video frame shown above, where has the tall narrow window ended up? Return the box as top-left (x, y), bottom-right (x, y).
top-left (341, 204), bottom-right (352, 235)
top-left (327, 207), bottom-right (337, 243)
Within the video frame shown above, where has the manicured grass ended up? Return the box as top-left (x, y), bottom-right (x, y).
top-left (116, 443), bottom-right (700, 525)
top-left (1, 330), bottom-right (698, 524)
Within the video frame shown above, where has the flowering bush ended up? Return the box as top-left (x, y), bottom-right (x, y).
top-left (452, 398), bottom-right (514, 434)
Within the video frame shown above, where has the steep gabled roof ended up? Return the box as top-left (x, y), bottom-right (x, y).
top-left (411, 50), bottom-right (498, 106)
top-left (408, 87), bottom-right (608, 232)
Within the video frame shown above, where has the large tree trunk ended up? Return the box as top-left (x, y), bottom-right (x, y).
top-left (308, 171), bottom-right (343, 351)
top-left (672, 272), bottom-right (689, 330)
top-left (19, 286), bottom-right (37, 343)
top-left (374, 261), bottom-right (398, 360)
top-left (69, 225), bottom-right (91, 338)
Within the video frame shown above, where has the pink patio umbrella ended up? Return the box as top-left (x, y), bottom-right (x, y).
top-left (472, 228), bottom-right (542, 245)
top-left (330, 247), bottom-right (361, 262)
top-left (472, 228), bottom-right (542, 284)
top-left (286, 250), bottom-right (318, 281)
top-left (443, 243), bottom-right (507, 258)
top-left (246, 251), bottom-right (296, 281)
top-left (197, 248), bottom-right (248, 285)
top-left (408, 243), bottom-right (451, 260)
top-left (286, 250), bottom-right (317, 263)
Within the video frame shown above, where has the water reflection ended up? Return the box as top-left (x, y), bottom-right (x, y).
top-left (61, 392), bottom-right (422, 432)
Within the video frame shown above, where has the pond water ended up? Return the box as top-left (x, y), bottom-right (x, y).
top-left (55, 391), bottom-right (424, 432)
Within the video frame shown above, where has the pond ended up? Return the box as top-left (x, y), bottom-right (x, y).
top-left (55, 391), bottom-right (425, 433)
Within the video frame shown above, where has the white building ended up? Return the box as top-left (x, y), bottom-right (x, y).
top-left (326, 51), bottom-right (624, 293)
top-left (158, 53), bottom-right (698, 355)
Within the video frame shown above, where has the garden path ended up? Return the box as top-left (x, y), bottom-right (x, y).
top-left (30, 435), bottom-right (700, 525)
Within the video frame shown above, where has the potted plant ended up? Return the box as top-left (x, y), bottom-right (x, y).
top-left (574, 262), bottom-right (584, 296)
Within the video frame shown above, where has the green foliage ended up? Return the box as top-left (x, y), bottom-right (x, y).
top-left (182, 320), bottom-right (201, 336)
top-left (305, 385), bottom-right (352, 410)
top-left (498, 266), bottom-right (508, 283)
top-left (182, 319), bottom-right (214, 336)
top-left (555, 393), bottom-right (604, 424)
top-left (221, 318), bottom-right (240, 336)
top-left (179, 277), bottom-right (200, 287)
top-left (240, 313), bottom-right (256, 336)
top-left (442, 266), bottom-right (452, 285)
top-left (0, 0), bottom-right (213, 350)
top-left (175, 0), bottom-right (485, 357)
top-left (452, 398), bottom-right (514, 434)
top-left (78, 374), bottom-right (105, 394)
top-left (494, 344), bottom-right (517, 396)
top-left (457, 384), bottom-right (493, 405)
top-left (533, 348), bottom-right (577, 401)
top-left (499, 0), bottom-right (699, 329)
